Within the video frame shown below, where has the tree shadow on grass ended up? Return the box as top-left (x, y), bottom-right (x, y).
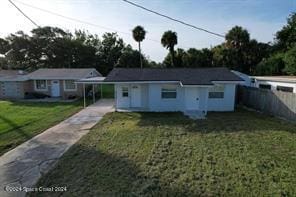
top-left (134, 109), bottom-right (296, 134)
top-left (30, 143), bottom-right (189, 197)
top-left (8, 100), bottom-right (82, 108)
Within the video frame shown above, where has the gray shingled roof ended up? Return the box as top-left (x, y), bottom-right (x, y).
top-left (104, 67), bottom-right (243, 85)
top-left (28, 68), bottom-right (101, 80)
top-left (0, 70), bottom-right (28, 81)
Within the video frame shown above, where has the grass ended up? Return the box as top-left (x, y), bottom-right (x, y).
top-left (32, 109), bottom-right (296, 196)
top-left (100, 84), bottom-right (114, 98)
top-left (0, 100), bottom-right (83, 155)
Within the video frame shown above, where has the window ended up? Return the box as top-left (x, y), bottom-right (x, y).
top-left (259, 84), bottom-right (271, 90)
top-left (64, 80), bottom-right (77, 90)
top-left (122, 87), bottom-right (129, 97)
top-left (161, 86), bottom-right (177, 99)
top-left (209, 85), bottom-right (224, 99)
top-left (276, 86), bottom-right (293, 93)
top-left (35, 80), bottom-right (47, 90)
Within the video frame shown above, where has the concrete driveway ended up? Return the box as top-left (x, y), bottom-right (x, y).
top-left (0, 99), bottom-right (114, 197)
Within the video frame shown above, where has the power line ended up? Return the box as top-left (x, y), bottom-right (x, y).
top-left (122, 0), bottom-right (225, 38)
top-left (8, 0), bottom-right (39, 28)
top-left (12, 0), bottom-right (161, 44)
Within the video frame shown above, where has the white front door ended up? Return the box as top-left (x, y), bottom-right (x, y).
top-left (51, 80), bottom-right (60, 97)
top-left (185, 88), bottom-right (199, 110)
top-left (131, 85), bottom-right (141, 108)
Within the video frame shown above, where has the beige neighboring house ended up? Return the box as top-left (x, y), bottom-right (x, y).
top-left (0, 70), bottom-right (30, 99)
top-left (0, 68), bottom-right (102, 99)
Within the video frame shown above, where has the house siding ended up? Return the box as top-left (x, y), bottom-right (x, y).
top-left (0, 81), bottom-right (29, 99)
top-left (207, 84), bottom-right (236, 111)
top-left (148, 83), bottom-right (184, 112)
top-left (32, 80), bottom-right (84, 99)
top-left (115, 82), bottom-right (237, 112)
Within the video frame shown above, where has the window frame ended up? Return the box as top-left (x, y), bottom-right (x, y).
top-left (34, 80), bottom-right (48, 91)
top-left (276, 85), bottom-right (293, 93)
top-left (259, 84), bottom-right (271, 90)
top-left (64, 80), bottom-right (77, 91)
top-left (122, 87), bottom-right (129, 97)
top-left (208, 85), bottom-right (224, 99)
top-left (161, 86), bottom-right (177, 99)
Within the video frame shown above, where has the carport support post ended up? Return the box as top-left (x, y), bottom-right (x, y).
top-left (100, 84), bottom-right (103, 98)
top-left (83, 83), bottom-right (86, 108)
top-left (92, 84), bottom-right (95, 104)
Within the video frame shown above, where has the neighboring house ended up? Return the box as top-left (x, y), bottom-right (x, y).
top-left (0, 70), bottom-right (29, 99)
top-left (104, 67), bottom-right (243, 117)
top-left (251, 76), bottom-right (296, 93)
top-left (28, 68), bottom-right (101, 98)
top-left (232, 71), bottom-right (296, 93)
top-left (0, 68), bottom-right (102, 99)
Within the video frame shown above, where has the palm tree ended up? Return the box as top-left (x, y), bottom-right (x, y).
top-left (132, 25), bottom-right (146, 68)
top-left (161, 30), bottom-right (178, 67)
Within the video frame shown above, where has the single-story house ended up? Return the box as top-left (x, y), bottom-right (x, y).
top-left (0, 68), bottom-right (102, 99)
top-left (103, 67), bottom-right (243, 117)
top-left (232, 71), bottom-right (296, 93)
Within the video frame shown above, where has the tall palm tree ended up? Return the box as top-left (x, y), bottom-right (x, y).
top-left (161, 30), bottom-right (178, 67)
top-left (132, 25), bottom-right (146, 68)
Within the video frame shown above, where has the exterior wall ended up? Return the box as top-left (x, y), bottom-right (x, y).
top-left (148, 83), bottom-right (184, 112)
top-left (0, 81), bottom-right (28, 99)
top-left (254, 80), bottom-right (296, 93)
top-left (32, 79), bottom-right (83, 99)
top-left (207, 84), bottom-right (236, 111)
top-left (114, 82), bottom-right (237, 112)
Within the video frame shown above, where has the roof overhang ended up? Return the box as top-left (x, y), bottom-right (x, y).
top-left (212, 80), bottom-right (245, 84)
top-left (76, 77), bottom-right (106, 84)
top-left (254, 77), bottom-right (296, 83)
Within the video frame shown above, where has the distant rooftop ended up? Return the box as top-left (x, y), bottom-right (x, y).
top-left (254, 76), bottom-right (296, 83)
top-left (0, 70), bottom-right (28, 81)
top-left (28, 68), bottom-right (101, 80)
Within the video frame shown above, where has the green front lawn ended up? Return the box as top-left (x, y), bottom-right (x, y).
top-left (33, 110), bottom-right (296, 196)
top-left (0, 100), bottom-right (82, 155)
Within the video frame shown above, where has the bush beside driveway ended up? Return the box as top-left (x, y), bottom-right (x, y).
top-left (32, 109), bottom-right (296, 196)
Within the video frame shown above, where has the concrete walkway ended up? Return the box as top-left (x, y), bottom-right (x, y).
top-left (0, 99), bottom-right (114, 197)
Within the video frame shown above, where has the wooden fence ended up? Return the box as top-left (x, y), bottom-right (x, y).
top-left (237, 85), bottom-right (296, 121)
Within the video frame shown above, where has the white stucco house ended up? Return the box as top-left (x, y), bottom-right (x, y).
top-left (104, 67), bottom-right (243, 118)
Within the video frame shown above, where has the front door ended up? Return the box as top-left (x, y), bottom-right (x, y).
top-left (185, 88), bottom-right (199, 110)
top-left (131, 85), bottom-right (141, 108)
top-left (51, 80), bottom-right (60, 97)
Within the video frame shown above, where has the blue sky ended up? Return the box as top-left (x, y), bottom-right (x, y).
top-left (0, 0), bottom-right (295, 62)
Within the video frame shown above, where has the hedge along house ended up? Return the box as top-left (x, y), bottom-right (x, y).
top-left (103, 68), bottom-right (244, 118)
top-left (27, 68), bottom-right (102, 99)
top-left (0, 70), bottom-right (30, 99)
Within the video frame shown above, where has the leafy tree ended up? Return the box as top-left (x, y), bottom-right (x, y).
top-left (161, 30), bottom-right (177, 67)
top-left (132, 26), bottom-right (146, 68)
top-left (96, 32), bottom-right (125, 75)
top-left (225, 26), bottom-right (250, 49)
top-left (5, 31), bottom-right (33, 70)
top-left (255, 53), bottom-right (285, 75)
top-left (283, 46), bottom-right (296, 75)
top-left (117, 45), bottom-right (148, 68)
top-left (275, 12), bottom-right (296, 50)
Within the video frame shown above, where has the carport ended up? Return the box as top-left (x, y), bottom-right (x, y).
top-left (76, 77), bottom-right (112, 108)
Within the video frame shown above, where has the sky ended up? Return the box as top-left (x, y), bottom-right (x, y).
top-left (0, 0), bottom-right (295, 62)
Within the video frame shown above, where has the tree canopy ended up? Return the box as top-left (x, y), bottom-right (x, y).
top-left (0, 12), bottom-right (295, 76)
